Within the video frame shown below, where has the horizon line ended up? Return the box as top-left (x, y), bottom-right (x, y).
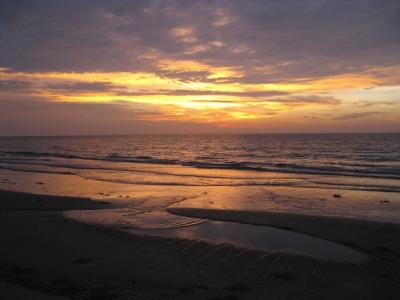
top-left (1, 132), bottom-right (399, 138)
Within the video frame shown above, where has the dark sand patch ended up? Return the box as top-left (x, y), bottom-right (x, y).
top-left (0, 281), bottom-right (69, 300)
top-left (0, 189), bottom-right (111, 211)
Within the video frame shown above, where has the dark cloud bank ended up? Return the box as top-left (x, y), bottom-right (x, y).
top-left (1, 0), bottom-right (399, 82)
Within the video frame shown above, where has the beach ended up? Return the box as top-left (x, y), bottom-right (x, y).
top-left (0, 134), bottom-right (399, 299)
top-left (1, 0), bottom-right (400, 296)
top-left (1, 187), bottom-right (400, 299)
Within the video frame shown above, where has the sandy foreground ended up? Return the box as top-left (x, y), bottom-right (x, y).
top-left (0, 189), bottom-right (400, 299)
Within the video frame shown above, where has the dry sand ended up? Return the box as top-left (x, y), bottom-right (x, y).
top-left (1, 189), bottom-right (400, 299)
top-left (0, 281), bottom-right (69, 300)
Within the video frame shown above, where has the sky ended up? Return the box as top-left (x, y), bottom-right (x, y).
top-left (0, 0), bottom-right (399, 136)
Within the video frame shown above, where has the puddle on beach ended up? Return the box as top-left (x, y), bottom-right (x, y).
top-left (129, 220), bottom-right (367, 263)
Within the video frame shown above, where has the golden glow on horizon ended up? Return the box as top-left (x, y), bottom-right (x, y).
top-left (1, 64), bottom-right (399, 124)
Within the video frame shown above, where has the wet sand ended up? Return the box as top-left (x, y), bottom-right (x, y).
top-left (168, 207), bottom-right (400, 255)
top-left (1, 189), bottom-right (400, 299)
top-left (130, 220), bottom-right (367, 263)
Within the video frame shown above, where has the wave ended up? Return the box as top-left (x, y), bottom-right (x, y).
top-left (81, 176), bottom-right (400, 192)
top-left (1, 162), bottom-right (399, 193)
top-left (1, 150), bottom-right (400, 180)
top-left (0, 164), bottom-right (74, 175)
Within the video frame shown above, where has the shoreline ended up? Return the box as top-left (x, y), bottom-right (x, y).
top-left (1, 189), bottom-right (400, 299)
top-left (1, 158), bottom-right (400, 182)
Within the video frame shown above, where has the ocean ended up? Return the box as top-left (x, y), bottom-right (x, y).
top-left (0, 133), bottom-right (399, 179)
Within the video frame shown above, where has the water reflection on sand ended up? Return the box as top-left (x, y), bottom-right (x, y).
top-left (129, 220), bottom-right (366, 263)
top-left (0, 166), bottom-right (398, 263)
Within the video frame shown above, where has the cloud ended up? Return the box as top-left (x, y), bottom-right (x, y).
top-left (0, 79), bottom-right (117, 95)
top-left (334, 111), bottom-right (387, 120)
top-left (43, 81), bottom-right (116, 93)
top-left (269, 95), bottom-right (341, 105)
top-left (0, 0), bottom-right (399, 83)
top-left (0, 80), bottom-right (33, 92)
top-left (117, 89), bottom-right (288, 98)
top-left (0, 73), bottom-right (289, 98)
top-left (353, 101), bottom-right (397, 107)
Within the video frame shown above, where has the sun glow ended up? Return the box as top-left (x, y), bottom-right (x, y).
top-left (1, 63), bottom-right (399, 125)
